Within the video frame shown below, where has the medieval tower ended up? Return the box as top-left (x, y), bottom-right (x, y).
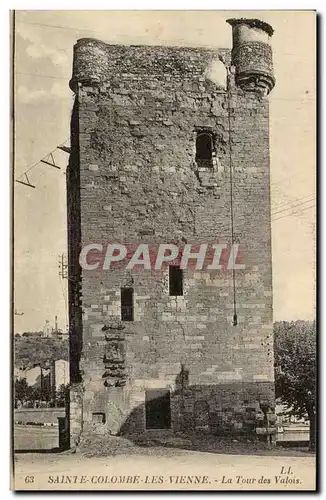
top-left (67, 18), bottom-right (276, 446)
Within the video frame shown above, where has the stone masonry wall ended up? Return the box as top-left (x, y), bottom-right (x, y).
top-left (67, 39), bottom-right (275, 444)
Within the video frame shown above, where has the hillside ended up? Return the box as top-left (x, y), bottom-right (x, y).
top-left (14, 336), bottom-right (69, 370)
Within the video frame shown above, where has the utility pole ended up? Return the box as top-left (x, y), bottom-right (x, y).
top-left (58, 253), bottom-right (68, 331)
top-left (58, 253), bottom-right (68, 279)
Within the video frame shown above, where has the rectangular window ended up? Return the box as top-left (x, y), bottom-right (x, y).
top-left (169, 265), bottom-right (183, 296)
top-left (92, 412), bottom-right (106, 424)
top-left (121, 287), bottom-right (134, 321)
top-left (196, 131), bottom-right (214, 169)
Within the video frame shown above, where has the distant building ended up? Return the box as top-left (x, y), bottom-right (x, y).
top-left (51, 359), bottom-right (69, 394)
top-left (15, 361), bottom-right (69, 402)
top-left (16, 365), bottom-right (51, 394)
top-left (23, 366), bottom-right (42, 387)
top-left (42, 320), bottom-right (52, 338)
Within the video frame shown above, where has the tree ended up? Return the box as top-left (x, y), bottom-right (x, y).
top-left (56, 384), bottom-right (69, 407)
top-left (274, 320), bottom-right (316, 451)
top-left (14, 378), bottom-right (33, 405)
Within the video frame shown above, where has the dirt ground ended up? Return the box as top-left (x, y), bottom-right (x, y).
top-left (13, 425), bottom-right (316, 491)
top-left (13, 447), bottom-right (316, 491)
top-left (14, 424), bottom-right (314, 457)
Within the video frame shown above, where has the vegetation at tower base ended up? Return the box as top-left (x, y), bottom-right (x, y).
top-left (274, 320), bottom-right (316, 451)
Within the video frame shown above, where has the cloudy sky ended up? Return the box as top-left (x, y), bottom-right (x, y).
top-left (13, 10), bottom-right (316, 332)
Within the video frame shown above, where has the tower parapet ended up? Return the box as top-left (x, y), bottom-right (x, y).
top-left (226, 18), bottom-right (275, 96)
top-left (69, 38), bottom-right (109, 92)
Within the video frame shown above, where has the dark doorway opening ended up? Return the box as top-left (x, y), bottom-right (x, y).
top-left (145, 389), bottom-right (171, 429)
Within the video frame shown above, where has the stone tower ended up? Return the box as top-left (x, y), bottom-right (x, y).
top-left (67, 18), bottom-right (276, 446)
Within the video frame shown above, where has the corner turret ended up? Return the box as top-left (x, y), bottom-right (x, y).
top-left (226, 18), bottom-right (275, 96)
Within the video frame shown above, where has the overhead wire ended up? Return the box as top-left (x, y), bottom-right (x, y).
top-left (15, 138), bottom-right (70, 188)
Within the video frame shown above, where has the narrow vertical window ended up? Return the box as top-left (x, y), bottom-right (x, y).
top-left (121, 287), bottom-right (133, 321)
top-left (196, 132), bottom-right (213, 168)
top-left (169, 265), bottom-right (183, 296)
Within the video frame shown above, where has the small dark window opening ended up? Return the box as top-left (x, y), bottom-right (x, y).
top-left (121, 287), bottom-right (134, 321)
top-left (92, 412), bottom-right (106, 424)
top-left (169, 265), bottom-right (183, 296)
top-left (196, 132), bottom-right (214, 168)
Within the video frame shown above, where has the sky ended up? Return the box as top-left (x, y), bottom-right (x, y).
top-left (13, 10), bottom-right (316, 332)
